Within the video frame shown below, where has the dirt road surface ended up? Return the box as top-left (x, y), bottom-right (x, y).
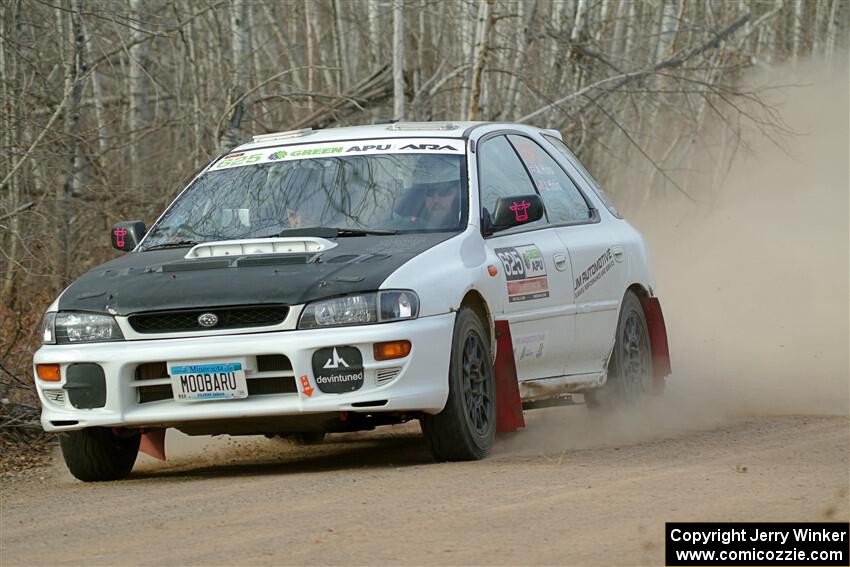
top-left (2, 411), bottom-right (847, 566)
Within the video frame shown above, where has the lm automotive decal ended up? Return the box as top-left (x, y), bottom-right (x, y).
top-left (574, 248), bottom-right (614, 297)
top-left (495, 245), bottom-right (550, 302)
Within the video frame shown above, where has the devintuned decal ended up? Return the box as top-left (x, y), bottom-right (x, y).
top-left (311, 346), bottom-right (364, 394)
top-left (213, 138), bottom-right (465, 170)
top-left (495, 245), bottom-right (550, 302)
top-left (574, 248), bottom-right (615, 297)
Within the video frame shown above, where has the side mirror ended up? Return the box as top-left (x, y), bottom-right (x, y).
top-left (111, 221), bottom-right (147, 252)
top-left (484, 194), bottom-right (545, 235)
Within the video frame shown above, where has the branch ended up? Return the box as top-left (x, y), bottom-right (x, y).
top-left (0, 81), bottom-right (73, 192)
top-left (0, 202), bottom-right (35, 221)
top-left (517, 12), bottom-right (753, 124)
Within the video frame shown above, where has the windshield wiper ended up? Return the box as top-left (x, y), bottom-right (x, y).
top-left (143, 240), bottom-right (199, 251)
top-left (334, 228), bottom-right (399, 236)
top-left (268, 227), bottom-right (398, 238)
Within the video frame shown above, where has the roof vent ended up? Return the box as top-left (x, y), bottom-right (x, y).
top-left (252, 128), bottom-right (314, 143)
top-left (387, 122), bottom-right (459, 131)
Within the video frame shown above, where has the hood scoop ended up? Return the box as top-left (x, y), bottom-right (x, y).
top-left (185, 237), bottom-right (337, 259)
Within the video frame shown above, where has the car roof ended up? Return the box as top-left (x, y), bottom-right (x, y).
top-left (232, 122), bottom-right (560, 152)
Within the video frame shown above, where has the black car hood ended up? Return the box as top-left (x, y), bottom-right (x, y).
top-left (58, 233), bottom-right (455, 315)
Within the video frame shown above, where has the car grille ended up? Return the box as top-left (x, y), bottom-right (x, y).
top-left (128, 305), bottom-right (289, 334)
top-left (134, 355), bottom-right (297, 404)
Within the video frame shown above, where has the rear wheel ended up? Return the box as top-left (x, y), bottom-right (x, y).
top-left (59, 428), bottom-right (140, 482)
top-left (421, 308), bottom-right (495, 461)
top-left (585, 291), bottom-right (653, 410)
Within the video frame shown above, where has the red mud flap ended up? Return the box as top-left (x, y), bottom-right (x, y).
top-left (493, 320), bottom-right (525, 433)
top-left (139, 429), bottom-right (166, 460)
top-left (640, 296), bottom-right (672, 393)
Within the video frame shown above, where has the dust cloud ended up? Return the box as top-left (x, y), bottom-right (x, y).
top-left (499, 59), bottom-right (849, 456)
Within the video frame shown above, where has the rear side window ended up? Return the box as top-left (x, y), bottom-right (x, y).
top-left (507, 135), bottom-right (591, 224)
top-left (478, 136), bottom-right (546, 231)
top-left (542, 134), bottom-right (622, 218)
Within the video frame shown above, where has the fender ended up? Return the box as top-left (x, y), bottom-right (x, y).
top-left (640, 296), bottom-right (671, 391)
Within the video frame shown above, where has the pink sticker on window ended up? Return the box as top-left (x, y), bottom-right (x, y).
top-left (114, 227), bottom-right (127, 248)
top-left (509, 200), bottom-right (531, 222)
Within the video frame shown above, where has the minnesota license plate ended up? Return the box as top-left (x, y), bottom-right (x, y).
top-left (168, 361), bottom-right (249, 402)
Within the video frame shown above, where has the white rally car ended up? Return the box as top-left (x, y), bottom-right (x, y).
top-left (34, 122), bottom-right (670, 481)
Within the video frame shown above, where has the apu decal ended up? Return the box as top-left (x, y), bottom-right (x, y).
top-left (346, 144), bottom-right (390, 152)
top-left (113, 227), bottom-right (127, 248)
top-left (574, 248), bottom-right (614, 297)
top-left (495, 245), bottom-right (550, 302)
top-left (509, 200), bottom-right (531, 222)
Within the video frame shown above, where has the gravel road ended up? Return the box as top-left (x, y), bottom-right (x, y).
top-left (2, 411), bottom-right (847, 566)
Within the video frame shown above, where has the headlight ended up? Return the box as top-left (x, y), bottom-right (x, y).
top-left (42, 312), bottom-right (125, 344)
top-left (298, 291), bottom-right (419, 329)
top-left (41, 313), bottom-right (57, 344)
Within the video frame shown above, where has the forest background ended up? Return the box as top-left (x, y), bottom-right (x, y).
top-left (1, 0), bottom-right (847, 453)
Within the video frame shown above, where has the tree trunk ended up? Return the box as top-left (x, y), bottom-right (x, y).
top-left (825, 0), bottom-right (840, 65)
top-left (468, 0), bottom-right (495, 121)
top-left (54, 0), bottom-right (85, 291)
top-left (791, 0), bottom-right (805, 63)
top-left (393, 0), bottom-right (405, 120)
top-left (220, 0), bottom-right (249, 152)
top-left (305, 0), bottom-right (315, 114)
top-left (368, 0), bottom-right (382, 66)
top-left (128, 0), bottom-right (150, 202)
top-left (460, 2), bottom-right (473, 119)
top-left (334, 0), bottom-right (350, 91)
top-left (0, 0), bottom-right (19, 304)
top-left (503, 0), bottom-right (536, 120)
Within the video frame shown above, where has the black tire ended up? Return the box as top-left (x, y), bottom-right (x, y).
top-left (59, 428), bottom-right (140, 482)
top-left (585, 291), bottom-right (653, 410)
top-left (421, 308), bottom-right (495, 461)
top-left (290, 432), bottom-right (326, 446)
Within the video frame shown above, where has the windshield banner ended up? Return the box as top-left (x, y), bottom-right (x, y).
top-left (213, 138), bottom-right (466, 170)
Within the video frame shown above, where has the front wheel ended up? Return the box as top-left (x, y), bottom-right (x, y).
top-left (59, 428), bottom-right (141, 482)
top-left (585, 291), bottom-right (653, 410)
top-left (421, 308), bottom-right (495, 461)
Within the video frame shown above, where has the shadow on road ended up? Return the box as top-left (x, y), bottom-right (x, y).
top-left (127, 432), bottom-right (435, 482)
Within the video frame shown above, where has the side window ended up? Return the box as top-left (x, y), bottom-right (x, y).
top-left (542, 134), bottom-right (622, 218)
top-left (478, 135), bottom-right (546, 230)
top-left (507, 135), bottom-right (592, 224)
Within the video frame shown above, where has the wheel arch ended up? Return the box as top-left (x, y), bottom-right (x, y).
top-left (623, 282), bottom-right (671, 389)
top-left (458, 289), bottom-right (495, 360)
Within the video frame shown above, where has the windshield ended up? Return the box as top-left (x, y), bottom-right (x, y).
top-left (142, 140), bottom-right (467, 249)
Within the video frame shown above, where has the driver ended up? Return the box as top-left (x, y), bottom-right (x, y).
top-left (398, 155), bottom-right (462, 229)
top-left (419, 181), bottom-right (460, 228)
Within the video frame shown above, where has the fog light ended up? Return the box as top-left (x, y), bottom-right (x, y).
top-left (373, 340), bottom-right (411, 361)
top-left (36, 364), bottom-right (61, 382)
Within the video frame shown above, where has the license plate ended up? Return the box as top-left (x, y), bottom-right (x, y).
top-left (169, 361), bottom-right (248, 402)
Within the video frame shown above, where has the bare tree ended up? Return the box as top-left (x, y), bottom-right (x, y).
top-left (393, 0), bottom-right (405, 120)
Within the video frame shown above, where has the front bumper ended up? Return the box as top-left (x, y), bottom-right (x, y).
top-left (33, 313), bottom-right (454, 432)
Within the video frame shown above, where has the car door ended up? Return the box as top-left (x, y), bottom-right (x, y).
top-left (478, 134), bottom-right (576, 381)
top-left (506, 134), bottom-right (624, 376)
